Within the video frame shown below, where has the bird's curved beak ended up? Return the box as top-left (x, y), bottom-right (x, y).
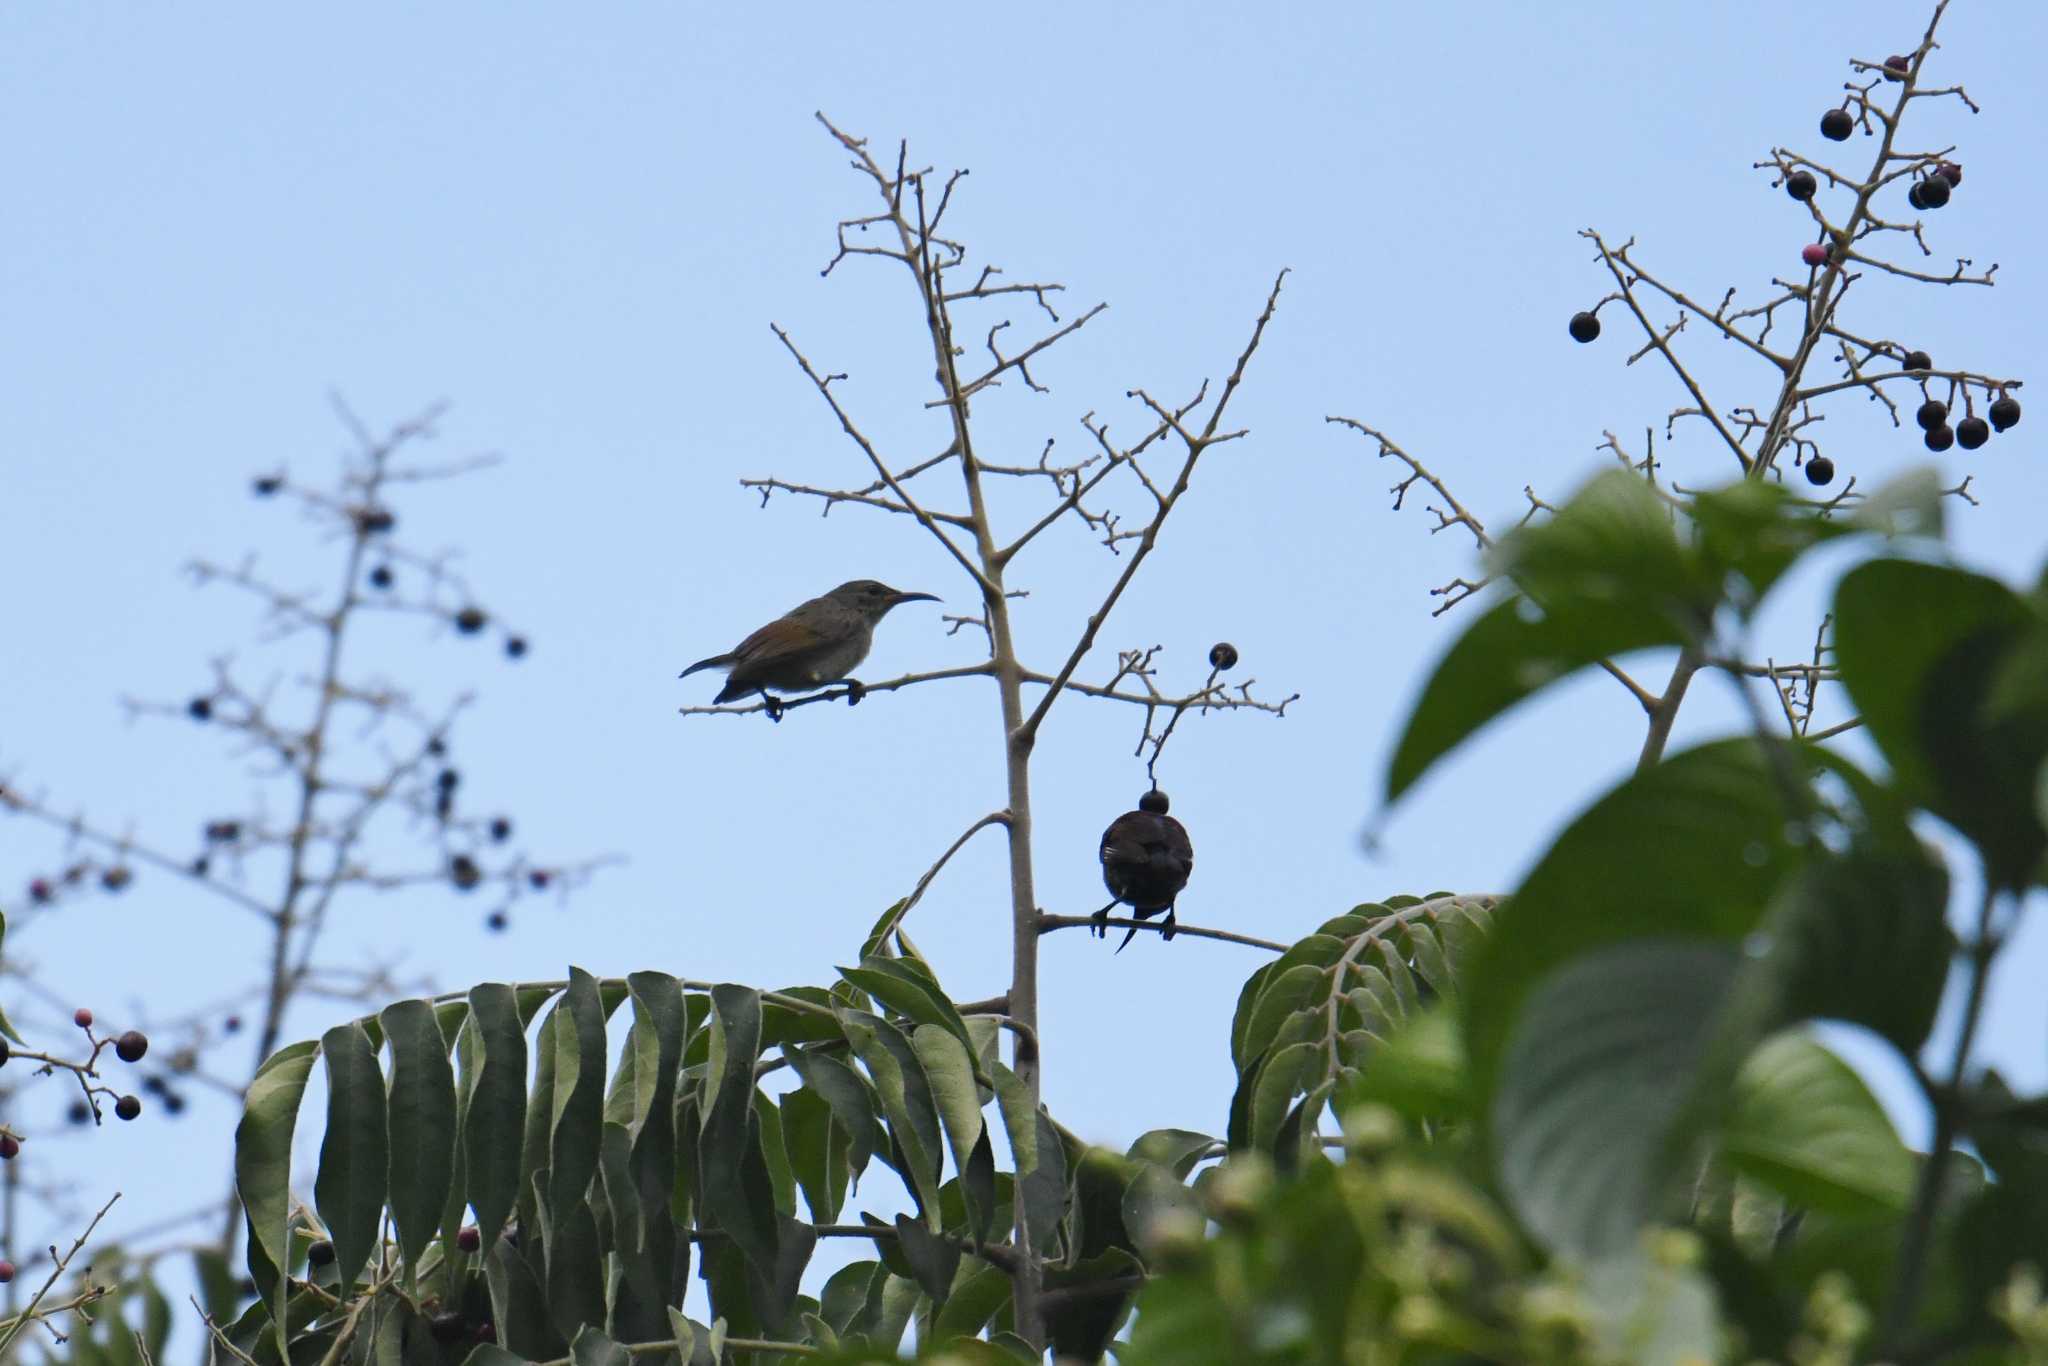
top-left (891, 590), bottom-right (940, 606)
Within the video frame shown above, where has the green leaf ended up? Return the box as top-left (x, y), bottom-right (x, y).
top-left (837, 1008), bottom-right (945, 1220)
top-left (381, 999), bottom-right (457, 1277)
top-left (929, 1260), bottom-right (1013, 1343)
top-left (1834, 559), bottom-right (2047, 885)
top-left (545, 968), bottom-right (610, 1241)
top-left (1686, 477), bottom-right (1854, 612)
top-left (990, 1062), bottom-right (1039, 1179)
top-left (838, 957), bottom-right (974, 1053)
top-left (754, 1088), bottom-right (798, 1217)
top-left (1721, 1031), bottom-right (1914, 1216)
top-left (1344, 1005), bottom-right (1470, 1121)
top-left (232, 1040), bottom-right (319, 1359)
top-left (785, 1044), bottom-right (878, 1179)
top-left (1125, 1129), bottom-right (1217, 1180)
top-left (1493, 942), bottom-right (1742, 1259)
top-left (314, 1021), bottom-right (386, 1291)
top-left (465, 983), bottom-right (527, 1253)
top-left (1020, 1111), bottom-right (1068, 1254)
top-left (568, 1325), bottom-right (632, 1366)
top-left (1583, 1247), bottom-right (1723, 1366)
top-left (702, 985), bottom-right (780, 1270)
top-left (911, 1022), bottom-right (989, 1229)
top-left (892, 1213), bottom-right (960, 1303)
top-left (781, 1085), bottom-right (845, 1224)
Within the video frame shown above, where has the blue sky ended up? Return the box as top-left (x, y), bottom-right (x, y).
top-left (2, 0), bottom-right (2045, 1329)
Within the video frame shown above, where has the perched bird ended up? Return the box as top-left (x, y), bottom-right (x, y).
top-left (679, 579), bottom-right (939, 714)
top-left (1095, 788), bottom-right (1194, 952)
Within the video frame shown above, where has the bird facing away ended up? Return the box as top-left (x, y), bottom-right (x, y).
top-left (1095, 788), bottom-right (1194, 952)
top-left (679, 579), bottom-right (938, 714)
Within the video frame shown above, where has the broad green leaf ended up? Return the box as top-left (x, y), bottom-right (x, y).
top-left (786, 1044), bottom-right (879, 1178)
top-left (381, 999), bottom-right (457, 1277)
top-left (465, 983), bottom-right (527, 1252)
top-left (546, 1196), bottom-right (607, 1345)
top-left (702, 985), bottom-right (779, 1269)
top-left (929, 1260), bottom-right (1012, 1343)
top-left (1583, 1247), bottom-right (1723, 1366)
top-left (911, 1024), bottom-right (987, 1183)
top-left (754, 1088), bottom-right (798, 1217)
top-left (990, 1062), bottom-right (1038, 1178)
top-left (545, 968), bottom-right (609, 1239)
top-left (1233, 964), bottom-right (1327, 1076)
top-left (781, 1085), bottom-right (845, 1224)
top-left (569, 1324), bottom-right (632, 1366)
top-left (232, 1040), bottom-right (319, 1359)
top-left (1834, 559), bottom-right (2047, 886)
top-left (838, 957), bottom-right (974, 1053)
top-left (1125, 1129), bottom-right (1217, 1181)
top-left (837, 1008), bottom-right (945, 1221)
top-left (1494, 942), bottom-right (1742, 1258)
top-left (314, 1021), bottom-right (386, 1291)
top-left (1344, 1005), bottom-right (1469, 1120)
top-left (892, 1213), bottom-right (960, 1303)
top-left (1721, 1031), bottom-right (1914, 1215)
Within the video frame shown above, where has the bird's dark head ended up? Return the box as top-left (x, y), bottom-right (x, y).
top-left (1139, 788), bottom-right (1170, 815)
top-left (829, 579), bottom-right (940, 621)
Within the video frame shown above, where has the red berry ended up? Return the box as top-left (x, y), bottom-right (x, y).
top-left (1801, 243), bottom-right (1829, 267)
top-left (74, 1008), bottom-right (94, 1029)
top-left (458, 1226), bottom-right (481, 1252)
top-left (1936, 162), bottom-right (1962, 187)
top-left (0, 1135), bottom-right (20, 1160)
top-left (116, 1031), bottom-right (149, 1063)
top-left (0, 1260), bottom-right (15, 1283)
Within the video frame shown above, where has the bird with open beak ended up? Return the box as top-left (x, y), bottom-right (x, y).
top-left (679, 579), bottom-right (939, 714)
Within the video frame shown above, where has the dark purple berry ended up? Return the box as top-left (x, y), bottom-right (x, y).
top-left (0, 1260), bottom-right (15, 1283)
top-left (504, 637), bottom-right (528, 660)
top-left (457, 1226), bottom-right (481, 1253)
top-left (67, 1101), bottom-right (90, 1126)
top-left (1907, 181), bottom-right (1929, 211)
top-left (0, 1135), bottom-right (19, 1160)
top-left (485, 911), bottom-right (509, 932)
top-left (100, 866), bottom-right (132, 893)
top-left (354, 507), bottom-right (396, 535)
top-left (1925, 425), bottom-right (1955, 452)
top-left (1804, 456), bottom-right (1835, 486)
top-left (1568, 311), bottom-right (1600, 343)
top-left (1917, 399), bottom-right (1949, 431)
top-left (489, 817), bottom-right (512, 843)
top-left (1956, 416), bottom-right (1990, 449)
top-left (252, 477), bottom-right (282, 497)
top-left (450, 855), bottom-right (482, 891)
top-left (113, 1094), bottom-right (141, 1121)
top-left (1139, 789), bottom-right (1170, 815)
top-left (224, 1015), bottom-right (242, 1034)
top-left (1208, 642), bottom-right (1239, 671)
top-left (1917, 174), bottom-right (1950, 209)
top-left (1990, 396), bottom-right (2021, 431)
top-left (368, 565), bottom-right (393, 590)
top-left (28, 879), bottom-right (52, 904)
top-left (1936, 162), bottom-right (1962, 187)
top-left (453, 607), bottom-right (487, 635)
top-left (187, 697), bottom-right (212, 721)
top-left (436, 768), bottom-right (460, 791)
top-left (527, 869), bottom-right (552, 890)
top-left (74, 1007), bottom-right (93, 1029)
top-left (1883, 54), bottom-right (1910, 80)
top-left (1902, 351), bottom-right (1932, 373)
top-left (1820, 109), bottom-right (1854, 141)
top-left (307, 1240), bottom-right (335, 1267)
top-left (115, 1030), bottom-right (149, 1063)
top-left (162, 1092), bottom-right (186, 1115)
top-left (430, 1314), bottom-right (468, 1345)
top-left (1785, 170), bottom-right (1818, 202)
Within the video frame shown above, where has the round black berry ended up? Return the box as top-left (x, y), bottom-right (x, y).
top-left (162, 1092), bottom-right (186, 1115)
top-left (430, 1314), bottom-right (469, 1345)
top-left (1924, 424), bottom-right (1955, 453)
top-left (252, 477), bottom-right (282, 497)
top-left (224, 1015), bottom-right (242, 1034)
top-left (527, 870), bottom-right (551, 890)
top-left (27, 879), bottom-right (51, 905)
top-left (1139, 789), bottom-right (1171, 815)
top-left (1936, 162), bottom-right (1963, 187)
top-left (1820, 109), bottom-right (1855, 141)
top-left (1907, 181), bottom-right (1929, 212)
top-left (1917, 399), bottom-right (1949, 431)
top-left (307, 1240), bottom-right (335, 1267)
top-left (100, 866), bottom-right (132, 893)
top-left (1902, 351), bottom-right (1932, 373)
top-left (368, 565), bottom-right (394, 590)
top-left (187, 697), bottom-right (213, 722)
top-left (1956, 416), bottom-right (1990, 450)
top-left (67, 1101), bottom-right (90, 1126)
top-left (1785, 170), bottom-right (1818, 202)
top-left (504, 636), bottom-right (528, 660)
top-left (436, 768), bottom-right (460, 791)
top-left (454, 607), bottom-right (488, 635)
top-left (450, 856), bottom-right (482, 891)
top-left (355, 507), bottom-right (396, 535)
top-left (486, 911), bottom-right (509, 932)
top-left (489, 817), bottom-right (512, 843)
top-left (113, 1094), bottom-right (141, 1121)
top-left (1883, 54), bottom-right (1910, 80)
top-left (1208, 642), bottom-right (1239, 671)
top-left (1804, 456), bottom-right (1836, 486)
top-left (1917, 175), bottom-right (1950, 209)
top-left (1568, 311), bottom-right (1600, 343)
top-left (1990, 396), bottom-right (2022, 431)
top-left (115, 1030), bottom-right (149, 1063)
